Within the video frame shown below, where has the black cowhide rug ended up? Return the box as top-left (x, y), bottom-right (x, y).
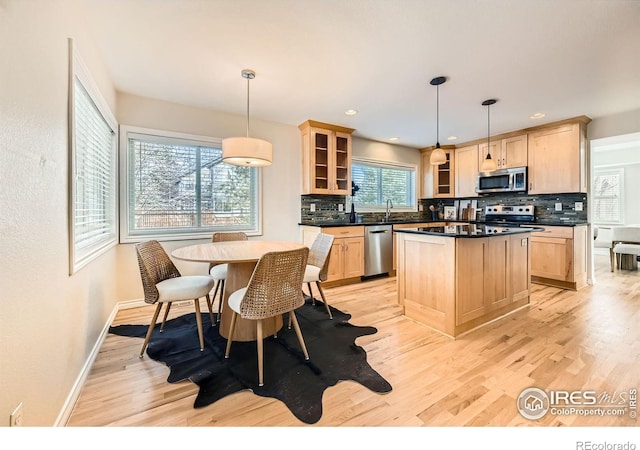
top-left (109, 299), bottom-right (392, 424)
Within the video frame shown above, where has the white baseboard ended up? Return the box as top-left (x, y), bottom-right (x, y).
top-left (54, 297), bottom-right (145, 426)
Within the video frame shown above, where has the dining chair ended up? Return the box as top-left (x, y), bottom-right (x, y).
top-left (135, 240), bottom-right (215, 358)
top-left (593, 226), bottom-right (615, 272)
top-left (303, 233), bottom-right (335, 319)
top-left (611, 226), bottom-right (640, 270)
top-left (210, 232), bottom-right (248, 321)
top-left (224, 247), bottom-right (310, 386)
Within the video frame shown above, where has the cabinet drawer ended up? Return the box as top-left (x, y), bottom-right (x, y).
top-left (322, 226), bottom-right (364, 238)
top-left (525, 225), bottom-right (573, 239)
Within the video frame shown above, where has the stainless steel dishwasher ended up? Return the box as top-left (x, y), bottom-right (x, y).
top-left (364, 224), bottom-right (393, 277)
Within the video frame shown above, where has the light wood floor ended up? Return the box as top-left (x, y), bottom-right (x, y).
top-left (67, 254), bottom-right (639, 427)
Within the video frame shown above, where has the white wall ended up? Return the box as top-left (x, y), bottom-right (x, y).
top-left (352, 137), bottom-right (421, 167)
top-left (0, 1), bottom-right (119, 426)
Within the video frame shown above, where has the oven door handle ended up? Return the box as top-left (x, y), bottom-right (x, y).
top-left (509, 173), bottom-right (514, 190)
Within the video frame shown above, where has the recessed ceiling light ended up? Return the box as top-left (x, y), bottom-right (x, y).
top-left (530, 112), bottom-right (546, 119)
top-left (389, 137), bottom-right (399, 141)
top-left (345, 109), bottom-right (358, 116)
top-left (447, 136), bottom-right (457, 141)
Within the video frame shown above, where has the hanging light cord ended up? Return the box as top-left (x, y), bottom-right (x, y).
top-left (487, 102), bottom-right (490, 155)
top-left (245, 75), bottom-right (250, 138)
top-left (436, 83), bottom-right (440, 147)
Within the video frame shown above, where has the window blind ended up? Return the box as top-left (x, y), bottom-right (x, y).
top-left (72, 77), bottom-right (117, 269)
top-left (351, 159), bottom-right (416, 209)
top-left (592, 169), bottom-right (623, 224)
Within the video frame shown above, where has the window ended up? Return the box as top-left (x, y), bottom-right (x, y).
top-left (349, 158), bottom-right (416, 210)
top-left (592, 168), bottom-right (624, 224)
top-left (69, 40), bottom-right (118, 274)
top-left (119, 126), bottom-right (261, 242)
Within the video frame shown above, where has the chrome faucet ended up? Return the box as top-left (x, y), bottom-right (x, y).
top-left (385, 199), bottom-right (394, 222)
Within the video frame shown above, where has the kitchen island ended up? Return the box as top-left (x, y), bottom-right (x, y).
top-left (395, 224), bottom-right (537, 338)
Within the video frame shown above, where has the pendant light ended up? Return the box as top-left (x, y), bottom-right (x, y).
top-left (480, 99), bottom-right (498, 172)
top-left (222, 69), bottom-right (273, 166)
top-left (429, 76), bottom-right (447, 165)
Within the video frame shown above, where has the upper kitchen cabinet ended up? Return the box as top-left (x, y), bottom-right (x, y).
top-left (527, 117), bottom-right (590, 194)
top-left (478, 134), bottom-right (528, 170)
top-left (420, 145), bottom-right (455, 198)
top-left (455, 144), bottom-right (479, 197)
top-left (299, 120), bottom-right (355, 195)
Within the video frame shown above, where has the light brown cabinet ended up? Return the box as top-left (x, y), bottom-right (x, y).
top-left (396, 231), bottom-right (532, 338)
top-left (299, 120), bottom-right (354, 195)
top-left (527, 224), bottom-right (588, 290)
top-left (478, 134), bottom-right (528, 171)
top-left (527, 121), bottom-right (589, 194)
top-left (300, 225), bottom-right (364, 284)
top-left (420, 146), bottom-right (455, 198)
top-left (454, 144), bottom-right (479, 197)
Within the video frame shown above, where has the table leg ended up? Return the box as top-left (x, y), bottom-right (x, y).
top-left (219, 261), bottom-right (283, 341)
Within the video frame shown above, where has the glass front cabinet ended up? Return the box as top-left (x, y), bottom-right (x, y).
top-left (300, 120), bottom-right (354, 195)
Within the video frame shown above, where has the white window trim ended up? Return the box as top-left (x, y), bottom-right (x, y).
top-left (349, 157), bottom-right (418, 212)
top-left (592, 166), bottom-right (625, 226)
top-left (118, 125), bottom-right (263, 243)
top-left (68, 39), bottom-right (118, 274)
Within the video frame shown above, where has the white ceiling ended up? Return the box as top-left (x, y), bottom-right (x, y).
top-left (80, 0), bottom-right (640, 148)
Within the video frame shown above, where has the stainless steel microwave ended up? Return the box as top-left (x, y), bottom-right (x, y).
top-left (476, 166), bottom-right (527, 194)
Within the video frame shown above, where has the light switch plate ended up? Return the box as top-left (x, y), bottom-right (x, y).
top-left (338, 204), bottom-right (344, 212)
top-left (555, 203), bottom-right (563, 211)
top-left (575, 202), bottom-right (583, 211)
top-left (309, 203), bottom-right (316, 212)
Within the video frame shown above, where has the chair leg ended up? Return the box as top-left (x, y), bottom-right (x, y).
top-left (140, 303), bottom-right (163, 358)
top-left (307, 282), bottom-right (315, 305)
top-left (315, 282), bottom-right (333, 319)
top-left (289, 311), bottom-right (309, 361)
top-left (257, 320), bottom-right (264, 386)
top-left (218, 280), bottom-right (225, 322)
top-left (160, 302), bottom-right (172, 331)
top-left (224, 312), bottom-right (238, 358)
top-left (205, 294), bottom-right (215, 326)
top-left (609, 249), bottom-right (615, 272)
top-left (193, 299), bottom-right (205, 351)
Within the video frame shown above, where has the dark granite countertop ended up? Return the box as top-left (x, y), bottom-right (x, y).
top-left (395, 224), bottom-right (545, 238)
top-left (299, 219), bottom-right (589, 228)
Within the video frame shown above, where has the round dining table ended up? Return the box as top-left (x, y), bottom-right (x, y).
top-left (171, 240), bottom-right (306, 341)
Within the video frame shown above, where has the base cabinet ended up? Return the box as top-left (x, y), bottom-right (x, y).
top-left (300, 225), bottom-right (364, 285)
top-left (529, 225), bottom-right (588, 290)
top-left (396, 231), bottom-right (531, 338)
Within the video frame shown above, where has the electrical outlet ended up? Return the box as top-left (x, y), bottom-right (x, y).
top-left (521, 238), bottom-right (528, 246)
top-left (575, 202), bottom-right (583, 211)
top-left (10, 402), bottom-right (23, 427)
top-left (338, 204), bottom-right (344, 212)
top-left (555, 203), bottom-right (562, 211)
top-left (309, 203), bottom-right (316, 212)
top-left (418, 204), bottom-right (423, 211)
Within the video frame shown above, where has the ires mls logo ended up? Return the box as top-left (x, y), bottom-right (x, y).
top-left (517, 387), bottom-right (637, 420)
top-left (517, 387), bottom-right (550, 420)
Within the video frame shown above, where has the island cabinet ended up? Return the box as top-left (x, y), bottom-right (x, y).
top-left (478, 134), bottom-right (528, 170)
top-left (527, 118), bottom-right (590, 194)
top-left (300, 225), bottom-right (364, 285)
top-left (396, 231), bottom-right (531, 338)
top-left (526, 224), bottom-right (588, 290)
top-left (299, 120), bottom-right (355, 195)
top-left (420, 146), bottom-right (455, 198)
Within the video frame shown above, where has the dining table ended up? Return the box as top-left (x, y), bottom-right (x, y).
top-left (172, 240), bottom-right (306, 341)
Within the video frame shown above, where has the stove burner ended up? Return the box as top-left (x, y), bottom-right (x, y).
top-left (483, 204), bottom-right (535, 224)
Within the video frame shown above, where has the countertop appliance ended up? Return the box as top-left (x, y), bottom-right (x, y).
top-left (477, 166), bottom-right (527, 194)
top-left (364, 224), bottom-right (393, 277)
top-left (482, 204), bottom-right (535, 226)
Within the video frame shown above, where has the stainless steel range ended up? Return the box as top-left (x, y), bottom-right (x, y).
top-left (483, 204), bottom-right (535, 225)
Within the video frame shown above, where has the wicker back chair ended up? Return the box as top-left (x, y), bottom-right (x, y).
top-left (135, 240), bottom-right (215, 358)
top-left (209, 232), bottom-right (249, 321)
top-left (303, 233), bottom-right (335, 318)
top-left (224, 247), bottom-right (310, 386)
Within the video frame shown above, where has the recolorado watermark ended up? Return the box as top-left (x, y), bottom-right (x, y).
top-left (576, 442), bottom-right (636, 450)
top-left (516, 386), bottom-right (637, 420)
